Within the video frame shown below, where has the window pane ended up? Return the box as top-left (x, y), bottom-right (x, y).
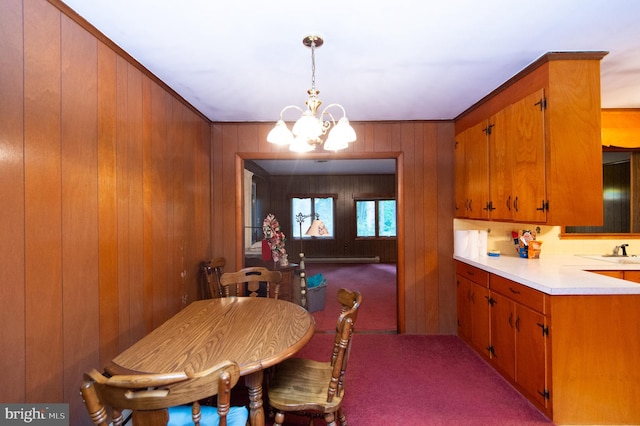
top-left (356, 201), bottom-right (376, 237)
top-left (378, 200), bottom-right (397, 237)
top-left (292, 198), bottom-right (311, 238)
top-left (314, 197), bottom-right (334, 237)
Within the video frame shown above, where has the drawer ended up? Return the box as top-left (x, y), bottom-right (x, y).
top-left (490, 274), bottom-right (544, 313)
top-left (455, 261), bottom-right (489, 287)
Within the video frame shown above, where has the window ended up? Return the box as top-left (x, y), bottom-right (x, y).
top-left (292, 196), bottom-right (334, 238)
top-left (356, 199), bottom-right (397, 237)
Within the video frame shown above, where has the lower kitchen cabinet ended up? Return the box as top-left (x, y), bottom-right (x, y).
top-left (455, 260), bottom-right (640, 424)
top-left (456, 262), bottom-right (490, 358)
top-left (489, 278), bottom-right (548, 412)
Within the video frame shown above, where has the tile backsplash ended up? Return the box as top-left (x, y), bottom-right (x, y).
top-left (454, 219), bottom-right (636, 256)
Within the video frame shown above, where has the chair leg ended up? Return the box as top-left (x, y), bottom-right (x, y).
top-left (274, 411), bottom-right (285, 426)
top-left (323, 411), bottom-right (337, 426)
top-left (337, 407), bottom-right (347, 425)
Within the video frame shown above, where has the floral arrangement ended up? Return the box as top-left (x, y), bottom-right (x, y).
top-left (263, 213), bottom-right (286, 262)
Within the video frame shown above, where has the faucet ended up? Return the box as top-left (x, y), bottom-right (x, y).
top-left (613, 244), bottom-right (629, 256)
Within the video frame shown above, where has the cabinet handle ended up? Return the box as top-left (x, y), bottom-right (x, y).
top-left (515, 316), bottom-right (521, 332)
top-left (514, 196), bottom-right (519, 212)
top-left (536, 200), bottom-right (549, 212)
top-left (509, 287), bottom-right (521, 295)
top-left (506, 196), bottom-right (511, 211)
top-left (534, 98), bottom-right (547, 111)
top-left (508, 312), bottom-right (514, 328)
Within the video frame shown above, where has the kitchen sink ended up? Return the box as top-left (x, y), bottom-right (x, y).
top-left (578, 254), bottom-right (640, 264)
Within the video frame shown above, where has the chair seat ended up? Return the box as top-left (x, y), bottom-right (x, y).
top-left (167, 405), bottom-right (248, 426)
top-left (268, 358), bottom-right (343, 413)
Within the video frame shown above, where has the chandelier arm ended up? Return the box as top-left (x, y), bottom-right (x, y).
top-left (319, 103), bottom-right (347, 126)
top-left (278, 105), bottom-right (305, 120)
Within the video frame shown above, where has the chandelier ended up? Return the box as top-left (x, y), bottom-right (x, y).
top-left (267, 35), bottom-right (356, 152)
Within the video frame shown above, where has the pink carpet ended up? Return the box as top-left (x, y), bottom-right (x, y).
top-left (304, 263), bottom-right (397, 332)
top-left (264, 334), bottom-right (554, 425)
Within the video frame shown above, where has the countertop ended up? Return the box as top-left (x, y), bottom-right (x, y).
top-left (454, 253), bottom-right (640, 295)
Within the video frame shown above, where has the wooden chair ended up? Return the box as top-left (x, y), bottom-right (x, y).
top-left (79, 360), bottom-right (248, 426)
top-left (201, 257), bottom-right (226, 299)
top-left (219, 266), bottom-right (283, 299)
top-left (268, 288), bottom-right (362, 426)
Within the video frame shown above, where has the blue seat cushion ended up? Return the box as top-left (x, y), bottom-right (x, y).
top-left (167, 404), bottom-right (248, 426)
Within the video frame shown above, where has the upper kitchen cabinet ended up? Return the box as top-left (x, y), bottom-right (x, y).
top-left (455, 120), bottom-right (490, 219)
top-left (455, 52), bottom-right (606, 226)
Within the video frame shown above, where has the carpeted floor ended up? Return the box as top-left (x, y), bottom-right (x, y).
top-left (233, 263), bottom-right (554, 425)
top-left (304, 263), bottom-right (397, 332)
top-left (262, 333), bottom-right (555, 425)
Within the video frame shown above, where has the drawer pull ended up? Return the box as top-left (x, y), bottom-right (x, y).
top-left (466, 270), bottom-right (475, 276)
top-left (509, 287), bottom-right (521, 295)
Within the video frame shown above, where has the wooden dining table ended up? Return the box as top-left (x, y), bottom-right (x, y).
top-left (105, 297), bottom-right (315, 426)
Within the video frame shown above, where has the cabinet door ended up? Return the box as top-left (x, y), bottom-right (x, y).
top-left (515, 304), bottom-right (548, 408)
top-left (623, 270), bottom-right (640, 283)
top-left (469, 281), bottom-right (491, 357)
top-left (490, 292), bottom-right (516, 379)
top-left (488, 107), bottom-right (512, 220)
top-left (454, 134), bottom-right (467, 218)
top-left (510, 90), bottom-right (547, 223)
top-left (456, 275), bottom-right (472, 340)
top-left (456, 275), bottom-right (490, 358)
top-left (464, 121), bottom-right (490, 220)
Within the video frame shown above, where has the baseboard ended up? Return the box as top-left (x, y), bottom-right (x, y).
top-left (304, 256), bottom-right (380, 263)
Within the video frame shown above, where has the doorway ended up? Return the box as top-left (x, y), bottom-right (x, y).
top-left (237, 154), bottom-right (401, 332)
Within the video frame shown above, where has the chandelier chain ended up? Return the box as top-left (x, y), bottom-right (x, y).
top-left (310, 40), bottom-right (316, 91)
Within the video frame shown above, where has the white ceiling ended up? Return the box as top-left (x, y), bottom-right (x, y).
top-left (61, 0), bottom-right (640, 124)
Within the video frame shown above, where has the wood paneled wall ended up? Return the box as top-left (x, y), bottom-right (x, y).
top-left (1, 1), bottom-right (456, 423)
top-left (265, 174), bottom-right (398, 263)
top-left (0, 1), bottom-right (211, 423)
top-left (211, 121), bottom-right (456, 336)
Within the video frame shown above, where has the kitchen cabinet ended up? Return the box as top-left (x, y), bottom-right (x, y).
top-left (490, 90), bottom-right (547, 222)
top-left (455, 257), bottom-right (640, 424)
top-left (489, 275), bottom-right (549, 411)
top-left (455, 262), bottom-right (490, 358)
top-left (589, 269), bottom-right (640, 283)
top-left (455, 121), bottom-right (489, 219)
top-left (455, 52), bottom-right (605, 226)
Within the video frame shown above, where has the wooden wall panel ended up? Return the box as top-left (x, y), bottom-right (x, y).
top-left (266, 174), bottom-right (397, 262)
top-left (150, 81), bottom-right (170, 329)
top-left (126, 64), bottom-right (145, 343)
top-left (97, 42), bottom-right (119, 366)
top-left (4, 1), bottom-right (213, 423)
top-left (0, 0), bottom-right (26, 403)
top-left (211, 121), bottom-right (456, 335)
top-left (24, 0), bottom-right (63, 402)
top-left (437, 123), bottom-right (457, 334)
top-left (60, 15), bottom-right (100, 415)
top-left (115, 55), bottom-right (132, 352)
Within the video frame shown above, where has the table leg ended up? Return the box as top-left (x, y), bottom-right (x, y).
top-left (244, 370), bottom-right (265, 426)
